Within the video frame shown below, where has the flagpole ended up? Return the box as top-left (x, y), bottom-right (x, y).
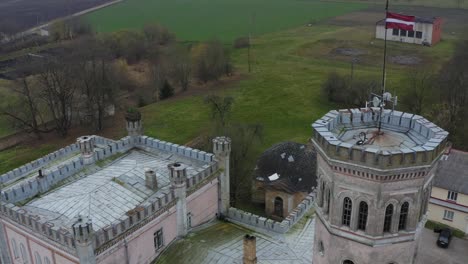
top-left (378, 0), bottom-right (389, 134)
top-left (381, 0), bottom-right (389, 95)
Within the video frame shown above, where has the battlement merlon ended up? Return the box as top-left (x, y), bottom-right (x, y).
top-left (311, 108), bottom-right (449, 170)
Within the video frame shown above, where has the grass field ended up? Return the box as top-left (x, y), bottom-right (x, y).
top-left (85, 0), bottom-right (366, 41)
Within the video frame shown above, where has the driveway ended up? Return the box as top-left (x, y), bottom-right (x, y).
top-left (417, 228), bottom-right (468, 264)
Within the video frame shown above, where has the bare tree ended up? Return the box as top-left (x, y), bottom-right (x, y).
top-left (170, 47), bottom-right (191, 91)
top-left (74, 37), bottom-right (116, 131)
top-left (38, 58), bottom-right (78, 137)
top-left (227, 123), bottom-right (263, 206)
top-left (0, 78), bottom-right (50, 137)
top-left (401, 68), bottom-right (435, 115)
top-left (204, 95), bottom-right (234, 129)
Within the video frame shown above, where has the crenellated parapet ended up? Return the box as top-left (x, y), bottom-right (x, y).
top-left (311, 108), bottom-right (449, 170)
top-left (0, 143), bottom-right (80, 185)
top-left (0, 202), bottom-right (75, 253)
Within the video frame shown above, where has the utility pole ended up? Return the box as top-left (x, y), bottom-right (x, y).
top-left (248, 12), bottom-right (256, 73)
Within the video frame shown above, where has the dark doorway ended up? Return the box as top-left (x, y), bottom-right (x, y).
top-left (274, 197), bottom-right (283, 217)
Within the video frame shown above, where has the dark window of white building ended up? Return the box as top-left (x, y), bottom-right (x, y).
top-left (400, 29), bottom-right (407, 37)
top-left (392, 29), bottom-right (399, 36)
top-left (416, 31), bottom-right (423, 39)
top-left (408, 30), bottom-right (415, 37)
top-left (447, 191), bottom-right (458, 202)
top-left (342, 197), bottom-right (352, 226)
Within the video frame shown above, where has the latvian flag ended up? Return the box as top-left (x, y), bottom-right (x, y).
top-left (386, 12), bottom-right (415, 31)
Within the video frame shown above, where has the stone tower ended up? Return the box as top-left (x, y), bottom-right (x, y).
top-left (72, 216), bottom-right (96, 264)
top-left (311, 108), bottom-right (448, 264)
top-left (125, 109), bottom-right (143, 137)
top-left (213, 136), bottom-right (231, 216)
top-left (77, 136), bottom-right (95, 165)
top-left (168, 162), bottom-right (188, 237)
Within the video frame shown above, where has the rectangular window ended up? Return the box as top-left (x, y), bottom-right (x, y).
top-left (443, 210), bottom-right (454, 221)
top-left (408, 31), bottom-right (415, 38)
top-left (400, 30), bottom-right (407, 37)
top-left (154, 229), bottom-right (164, 250)
top-left (416, 31), bottom-right (423, 39)
top-left (447, 191), bottom-right (458, 202)
top-left (392, 29), bottom-right (399, 36)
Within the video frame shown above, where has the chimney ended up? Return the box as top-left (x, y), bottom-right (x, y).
top-left (243, 234), bottom-right (257, 264)
top-left (145, 169), bottom-right (158, 190)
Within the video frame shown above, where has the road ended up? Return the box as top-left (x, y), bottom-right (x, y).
top-left (417, 228), bottom-right (468, 264)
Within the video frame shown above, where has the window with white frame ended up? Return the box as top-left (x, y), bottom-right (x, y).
top-left (154, 228), bottom-right (164, 250)
top-left (443, 210), bottom-right (454, 221)
top-left (447, 191), bottom-right (458, 202)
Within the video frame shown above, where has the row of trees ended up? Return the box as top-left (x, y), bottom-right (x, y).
top-left (0, 36), bottom-right (120, 137)
top-left (1, 20), bottom-right (235, 138)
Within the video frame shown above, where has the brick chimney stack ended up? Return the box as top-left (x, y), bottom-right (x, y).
top-left (243, 234), bottom-right (257, 264)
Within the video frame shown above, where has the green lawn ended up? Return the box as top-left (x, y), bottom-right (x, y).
top-left (86, 0), bottom-right (366, 41)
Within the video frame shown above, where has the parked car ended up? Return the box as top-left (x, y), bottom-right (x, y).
top-left (435, 228), bottom-right (452, 248)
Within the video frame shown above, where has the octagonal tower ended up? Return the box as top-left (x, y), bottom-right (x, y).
top-left (312, 108), bottom-right (448, 264)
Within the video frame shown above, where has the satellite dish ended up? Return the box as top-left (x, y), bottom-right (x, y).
top-left (372, 96), bottom-right (381, 107)
top-left (383, 92), bottom-right (392, 101)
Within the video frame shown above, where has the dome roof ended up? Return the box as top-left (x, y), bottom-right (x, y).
top-left (255, 141), bottom-right (317, 193)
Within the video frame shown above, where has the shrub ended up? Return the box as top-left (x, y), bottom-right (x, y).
top-left (233, 37), bottom-right (250, 49)
top-left (425, 220), bottom-right (465, 238)
top-left (159, 80), bottom-right (174, 100)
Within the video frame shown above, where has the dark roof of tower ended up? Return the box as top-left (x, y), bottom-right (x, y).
top-left (434, 149), bottom-right (468, 195)
top-left (255, 142), bottom-right (317, 193)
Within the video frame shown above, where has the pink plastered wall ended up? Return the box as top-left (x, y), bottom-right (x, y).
top-left (2, 220), bottom-right (78, 264)
top-left (98, 179), bottom-right (219, 264)
top-left (187, 178), bottom-right (219, 226)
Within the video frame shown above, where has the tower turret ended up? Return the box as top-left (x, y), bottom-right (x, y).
top-left (77, 136), bottom-right (95, 165)
top-left (168, 162), bottom-right (188, 237)
top-left (311, 108), bottom-right (448, 264)
top-left (212, 136), bottom-right (231, 216)
top-left (72, 216), bottom-right (96, 264)
top-left (125, 109), bottom-right (143, 137)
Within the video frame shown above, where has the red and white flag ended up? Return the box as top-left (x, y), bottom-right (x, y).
top-left (386, 12), bottom-right (415, 31)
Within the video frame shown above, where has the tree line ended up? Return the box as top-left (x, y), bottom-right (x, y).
top-left (0, 19), bottom-right (233, 138)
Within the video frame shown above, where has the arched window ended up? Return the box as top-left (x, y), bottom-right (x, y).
top-left (358, 201), bottom-right (368, 231)
top-left (34, 252), bottom-right (42, 264)
top-left (320, 181), bottom-right (325, 207)
top-left (383, 204), bottom-right (394, 233)
top-left (399, 202), bottom-right (409, 230)
top-left (20, 243), bottom-right (28, 264)
top-left (274, 197), bottom-right (283, 217)
top-left (44, 257), bottom-right (51, 264)
top-left (11, 238), bottom-right (19, 259)
top-left (343, 260), bottom-right (355, 264)
top-left (342, 197), bottom-right (352, 226)
top-left (326, 189), bottom-right (331, 213)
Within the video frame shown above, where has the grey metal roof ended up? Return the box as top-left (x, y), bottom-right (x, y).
top-left (255, 142), bottom-right (317, 193)
top-left (24, 149), bottom-right (208, 230)
top-left (434, 150), bottom-right (468, 195)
